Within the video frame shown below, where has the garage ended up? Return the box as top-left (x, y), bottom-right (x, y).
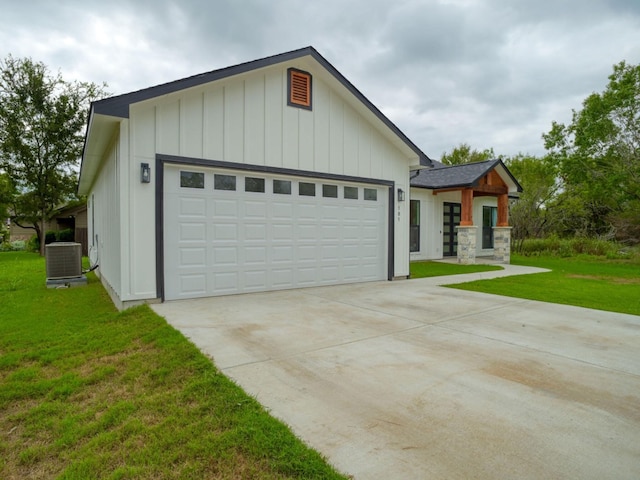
top-left (162, 163), bottom-right (390, 300)
top-left (80, 47), bottom-right (430, 309)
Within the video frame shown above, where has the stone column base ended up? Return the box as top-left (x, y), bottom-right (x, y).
top-left (455, 226), bottom-right (477, 264)
top-left (493, 226), bottom-right (513, 264)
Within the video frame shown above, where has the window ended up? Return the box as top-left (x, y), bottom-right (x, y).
top-left (299, 182), bottom-right (316, 196)
top-left (273, 179), bottom-right (291, 195)
top-left (181, 171), bottom-right (205, 189)
top-left (410, 200), bottom-right (420, 252)
top-left (245, 177), bottom-right (265, 193)
top-left (344, 186), bottom-right (358, 199)
top-left (322, 184), bottom-right (338, 198)
top-left (288, 68), bottom-right (312, 110)
top-left (214, 174), bottom-right (236, 191)
top-left (364, 188), bottom-right (377, 201)
top-left (482, 206), bottom-right (498, 249)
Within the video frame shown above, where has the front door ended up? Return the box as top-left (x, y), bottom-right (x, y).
top-left (443, 202), bottom-right (461, 256)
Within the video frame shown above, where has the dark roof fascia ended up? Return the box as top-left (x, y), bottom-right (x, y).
top-left (411, 181), bottom-right (472, 190)
top-left (91, 46), bottom-right (432, 166)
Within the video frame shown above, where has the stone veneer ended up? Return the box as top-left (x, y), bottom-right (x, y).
top-left (493, 226), bottom-right (512, 264)
top-left (456, 226), bottom-right (477, 264)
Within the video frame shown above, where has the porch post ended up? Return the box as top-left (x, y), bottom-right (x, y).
top-left (497, 193), bottom-right (509, 227)
top-left (456, 188), bottom-right (476, 264)
top-left (461, 188), bottom-right (474, 226)
top-left (493, 227), bottom-right (512, 264)
top-left (494, 193), bottom-right (511, 263)
top-left (456, 226), bottom-right (477, 264)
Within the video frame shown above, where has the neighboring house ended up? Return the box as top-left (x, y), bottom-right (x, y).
top-left (79, 46), bottom-right (521, 309)
top-left (8, 203), bottom-right (88, 255)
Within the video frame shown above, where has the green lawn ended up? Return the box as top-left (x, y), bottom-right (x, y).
top-left (410, 260), bottom-right (503, 278)
top-left (0, 252), bottom-right (346, 479)
top-left (447, 254), bottom-right (640, 316)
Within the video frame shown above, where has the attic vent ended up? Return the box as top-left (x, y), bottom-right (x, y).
top-left (46, 242), bottom-right (82, 279)
top-left (288, 68), bottom-right (312, 110)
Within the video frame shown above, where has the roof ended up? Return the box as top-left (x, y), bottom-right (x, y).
top-left (81, 47), bottom-right (432, 185)
top-left (411, 159), bottom-right (523, 193)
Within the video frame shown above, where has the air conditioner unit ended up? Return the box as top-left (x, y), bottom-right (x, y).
top-left (45, 242), bottom-right (82, 279)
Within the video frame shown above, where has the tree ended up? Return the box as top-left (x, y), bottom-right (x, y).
top-left (441, 143), bottom-right (495, 165)
top-left (0, 171), bottom-right (14, 243)
top-left (543, 60), bottom-right (640, 241)
top-left (505, 154), bottom-right (558, 247)
top-left (0, 55), bottom-right (107, 254)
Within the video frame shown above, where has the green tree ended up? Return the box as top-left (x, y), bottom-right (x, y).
top-left (505, 154), bottom-right (558, 247)
top-left (441, 142), bottom-right (495, 165)
top-left (543, 60), bottom-right (640, 241)
top-left (0, 171), bottom-right (14, 242)
top-left (0, 55), bottom-right (107, 254)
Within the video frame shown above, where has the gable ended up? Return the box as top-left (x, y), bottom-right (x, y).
top-left (80, 46), bottom-right (432, 194)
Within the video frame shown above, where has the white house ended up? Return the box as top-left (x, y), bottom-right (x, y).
top-left (79, 46), bottom-right (521, 309)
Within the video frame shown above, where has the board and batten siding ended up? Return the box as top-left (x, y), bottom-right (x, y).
top-left (131, 66), bottom-right (408, 179)
top-left (125, 61), bottom-right (412, 290)
top-left (88, 134), bottom-right (122, 303)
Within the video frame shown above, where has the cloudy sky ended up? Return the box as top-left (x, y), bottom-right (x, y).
top-left (1, 0), bottom-right (639, 159)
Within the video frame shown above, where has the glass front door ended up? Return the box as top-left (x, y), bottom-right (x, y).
top-left (443, 202), bottom-right (461, 256)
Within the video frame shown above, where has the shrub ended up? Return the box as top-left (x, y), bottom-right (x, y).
top-left (517, 236), bottom-right (621, 257)
top-left (44, 231), bottom-right (57, 245)
top-left (28, 234), bottom-right (40, 252)
top-left (0, 240), bottom-right (26, 252)
top-left (57, 228), bottom-right (74, 242)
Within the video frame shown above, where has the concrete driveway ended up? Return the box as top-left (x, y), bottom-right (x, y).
top-left (152, 265), bottom-right (640, 479)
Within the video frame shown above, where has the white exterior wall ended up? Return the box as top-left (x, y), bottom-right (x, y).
top-left (124, 61), bottom-right (412, 298)
top-left (409, 188), bottom-right (498, 261)
top-left (87, 134), bottom-right (122, 303)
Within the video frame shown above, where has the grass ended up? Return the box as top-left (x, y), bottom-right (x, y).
top-left (0, 252), bottom-right (346, 480)
top-left (410, 260), bottom-right (503, 278)
top-left (447, 254), bottom-right (640, 316)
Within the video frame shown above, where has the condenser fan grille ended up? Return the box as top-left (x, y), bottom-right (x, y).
top-left (45, 242), bottom-right (82, 279)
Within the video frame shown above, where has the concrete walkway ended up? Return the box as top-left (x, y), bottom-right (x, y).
top-left (152, 265), bottom-right (640, 480)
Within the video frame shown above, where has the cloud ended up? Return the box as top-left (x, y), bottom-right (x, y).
top-left (1, 0), bottom-right (639, 158)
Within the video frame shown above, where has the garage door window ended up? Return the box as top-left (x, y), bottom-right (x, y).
top-left (214, 174), bottom-right (236, 191)
top-left (180, 171), bottom-right (205, 189)
top-left (344, 186), bottom-right (358, 199)
top-left (323, 184), bottom-right (338, 198)
top-left (299, 182), bottom-right (316, 196)
top-left (364, 188), bottom-right (377, 201)
top-left (245, 177), bottom-right (265, 193)
top-left (273, 179), bottom-right (291, 195)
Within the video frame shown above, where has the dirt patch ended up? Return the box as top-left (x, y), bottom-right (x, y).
top-left (566, 274), bottom-right (640, 285)
top-left (483, 359), bottom-right (640, 423)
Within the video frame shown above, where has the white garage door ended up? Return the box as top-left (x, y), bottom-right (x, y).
top-left (163, 165), bottom-right (389, 300)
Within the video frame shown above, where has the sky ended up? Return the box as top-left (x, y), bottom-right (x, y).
top-left (1, 0), bottom-right (639, 159)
